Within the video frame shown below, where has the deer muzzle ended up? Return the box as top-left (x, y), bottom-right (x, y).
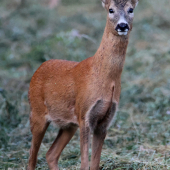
top-left (115, 23), bottom-right (129, 35)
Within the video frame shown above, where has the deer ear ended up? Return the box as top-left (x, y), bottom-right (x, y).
top-left (101, 0), bottom-right (109, 9)
top-left (131, 0), bottom-right (139, 8)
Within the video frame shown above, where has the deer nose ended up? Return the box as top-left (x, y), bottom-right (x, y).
top-left (116, 23), bottom-right (129, 32)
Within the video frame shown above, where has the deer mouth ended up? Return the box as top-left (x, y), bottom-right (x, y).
top-left (117, 29), bottom-right (129, 36)
top-left (115, 23), bottom-right (130, 36)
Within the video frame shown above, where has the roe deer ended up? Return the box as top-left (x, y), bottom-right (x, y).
top-left (27, 0), bottom-right (140, 169)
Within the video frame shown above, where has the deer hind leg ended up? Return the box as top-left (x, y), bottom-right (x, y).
top-left (90, 102), bottom-right (117, 170)
top-left (46, 126), bottom-right (78, 170)
top-left (27, 110), bottom-right (50, 170)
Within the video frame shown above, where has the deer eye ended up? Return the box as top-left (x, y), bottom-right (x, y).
top-left (109, 9), bottom-right (114, 14)
top-left (128, 8), bottom-right (134, 13)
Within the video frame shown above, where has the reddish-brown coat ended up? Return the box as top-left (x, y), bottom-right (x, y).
top-left (27, 0), bottom-right (139, 169)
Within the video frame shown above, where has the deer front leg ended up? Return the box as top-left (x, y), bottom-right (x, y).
top-left (90, 128), bottom-right (106, 170)
top-left (80, 121), bottom-right (90, 170)
top-left (90, 102), bottom-right (117, 170)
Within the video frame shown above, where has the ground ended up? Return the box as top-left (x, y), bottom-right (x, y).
top-left (0, 0), bottom-right (170, 169)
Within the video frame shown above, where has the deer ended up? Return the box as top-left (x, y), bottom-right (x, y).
top-left (27, 0), bottom-right (140, 169)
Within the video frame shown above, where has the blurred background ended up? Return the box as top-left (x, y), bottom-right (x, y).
top-left (0, 0), bottom-right (170, 169)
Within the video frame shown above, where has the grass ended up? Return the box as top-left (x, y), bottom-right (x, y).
top-left (0, 0), bottom-right (170, 169)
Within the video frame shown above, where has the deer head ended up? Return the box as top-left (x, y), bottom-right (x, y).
top-left (102, 0), bottom-right (140, 36)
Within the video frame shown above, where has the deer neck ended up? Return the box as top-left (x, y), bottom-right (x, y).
top-left (93, 21), bottom-right (129, 78)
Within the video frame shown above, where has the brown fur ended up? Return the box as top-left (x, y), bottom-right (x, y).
top-left (27, 0), bottom-right (139, 169)
top-left (115, 0), bottom-right (129, 7)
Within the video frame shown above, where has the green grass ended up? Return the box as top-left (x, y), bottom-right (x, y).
top-left (0, 0), bottom-right (170, 169)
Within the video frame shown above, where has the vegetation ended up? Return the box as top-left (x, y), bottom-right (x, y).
top-left (0, 0), bottom-right (170, 169)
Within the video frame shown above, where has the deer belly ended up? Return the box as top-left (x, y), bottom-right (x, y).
top-left (45, 101), bottom-right (78, 128)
